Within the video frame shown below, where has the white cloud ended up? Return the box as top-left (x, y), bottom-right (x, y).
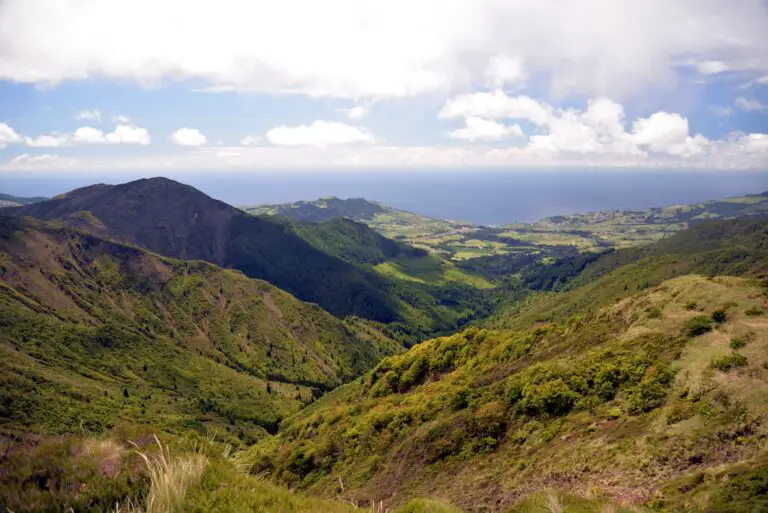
top-left (695, 60), bottom-right (728, 75)
top-left (631, 112), bottom-right (708, 156)
top-left (735, 96), bottom-right (765, 112)
top-left (347, 104), bottom-right (370, 120)
top-left (3, 134), bottom-right (766, 173)
top-left (24, 132), bottom-right (71, 147)
top-left (75, 109), bottom-right (102, 121)
top-left (485, 55), bottom-right (527, 89)
top-left (8, 153), bottom-right (74, 167)
top-left (266, 121), bottom-right (374, 146)
top-left (72, 125), bottom-right (151, 145)
top-left (171, 127), bottom-right (207, 146)
top-left (112, 115), bottom-right (131, 124)
top-left (0, 123), bottom-right (22, 149)
top-left (441, 93), bottom-right (713, 158)
top-left (447, 117), bottom-right (524, 141)
top-left (240, 135), bottom-right (262, 146)
top-left (440, 91), bottom-right (554, 125)
top-left (1, 0), bottom-right (767, 99)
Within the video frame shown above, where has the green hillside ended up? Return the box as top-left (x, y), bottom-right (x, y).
top-left (489, 219), bottom-right (768, 330)
top-left (0, 216), bottom-right (400, 439)
top-left (235, 220), bottom-right (768, 512)
top-left (242, 274), bottom-right (768, 512)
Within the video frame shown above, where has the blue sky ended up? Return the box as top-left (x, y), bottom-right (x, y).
top-left (0, 0), bottom-right (767, 174)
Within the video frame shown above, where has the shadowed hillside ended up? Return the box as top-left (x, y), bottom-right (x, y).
top-left (3, 178), bottom-right (493, 341)
top-left (0, 216), bottom-right (400, 439)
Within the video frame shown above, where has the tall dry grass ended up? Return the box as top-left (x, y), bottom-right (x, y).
top-left (121, 434), bottom-right (207, 513)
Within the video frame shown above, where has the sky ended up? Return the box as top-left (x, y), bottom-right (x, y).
top-left (0, 0), bottom-right (767, 175)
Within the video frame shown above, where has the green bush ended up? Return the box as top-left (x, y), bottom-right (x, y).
top-left (626, 378), bottom-right (668, 414)
top-left (399, 357), bottom-right (428, 392)
top-left (744, 306), bottom-right (765, 316)
top-left (729, 334), bottom-right (753, 350)
top-left (518, 379), bottom-right (580, 416)
top-left (711, 353), bottom-right (748, 372)
top-left (708, 467), bottom-right (768, 512)
top-left (711, 309), bottom-right (728, 323)
top-left (686, 316), bottom-right (713, 337)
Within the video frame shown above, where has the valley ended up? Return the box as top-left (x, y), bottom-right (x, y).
top-left (1, 181), bottom-right (767, 512)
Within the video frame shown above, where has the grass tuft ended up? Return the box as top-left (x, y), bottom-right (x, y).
top-left (131, 435), bottom-right (207, 513)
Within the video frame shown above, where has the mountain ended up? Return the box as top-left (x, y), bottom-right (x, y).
top-left (242, 196), bottom-right (467, 241)
top-left (0, 192), bottom-right (48, 208)
top-left (239, 219), bottom-right (768, 512)
top-left (0, 215), bottom-right (400, 439)
top-left (1, 178), bottom-right (418, 324)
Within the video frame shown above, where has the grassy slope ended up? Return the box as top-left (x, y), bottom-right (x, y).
top-left (0, 216), bottom-right (400, 440)
top-left (489, 219), bottom-right (768, 330)
top-left (242, 274), bottom-right (768, 512)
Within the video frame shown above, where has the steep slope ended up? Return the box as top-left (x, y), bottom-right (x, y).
top-left (2, 178), bottom-right (409, 323)
top-left (0, 216), bottom-right (400, 439)
top-left (243, 274), bottom-right (768, 512)
top-left (293, 217), bottom-right (427, 266)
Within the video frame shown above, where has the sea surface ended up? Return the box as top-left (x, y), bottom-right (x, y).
top-left (3, 169), bottom-right (768, 225)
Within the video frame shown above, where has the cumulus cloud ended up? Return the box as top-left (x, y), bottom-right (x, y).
top-left (447, 117), bottom-right (524, 141)
top-left (72, 125), bottom-right (151, 145)
top-left (440, 92), bottom-right (714, 158)
top-left (440, 91), bottom-right (554, 125)
top-left (24, 132), bottom-right (71, 147)
top-left (0, 123), bottom-right (22, 149)
top-left (171, 127), bottom-right (207, 146)
top-left (695, 60), bottom-right (728, 75)
top-left (1, 0), bottom-right (767, 99)
top-left (266, 121), bottom-right (374, 146)
top-left (735, 96), bottom-right (765, 112)
top-left (75, 109), bottom-right (102, 121)
top-left (631, 112), bottom-right (708, 156)
top-left (485, 55), bottom-right (527, 89)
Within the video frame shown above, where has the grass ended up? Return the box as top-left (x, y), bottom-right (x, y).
top-left (374, 256), bottom-right (494, 289)
top-left (132, 435), bottom-right (208, 513)
top-left (239, 274), bottom-right (768, 511)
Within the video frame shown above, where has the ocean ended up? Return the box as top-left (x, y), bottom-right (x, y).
top-left (2, 169), bottom-right (767, 225)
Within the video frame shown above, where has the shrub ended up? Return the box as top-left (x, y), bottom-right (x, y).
top-left (708, 467), bottom-right (768, 513)
top-left (450, 388), bottom-right (470, 411)
top-left (686, 316), bottom-right (713, 337)
top-left (744, 306), bottom-right (765, 316)
top-left (684, 301), bottom-right (698, 311)
top-left (626, 378), bottom-right (668, 414)
top-left (646, 306), bottom-right (663, 319)
top-left (729, 334), bottom-right (753, 350)
top-left (518, 379), bottom-right (579, 416)
top-left (711, 353), bottom-right (748, 372)
top-left (399, 357), bottom-right (428, 392)
top-left (711, 309), bottom-right (728, 323)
